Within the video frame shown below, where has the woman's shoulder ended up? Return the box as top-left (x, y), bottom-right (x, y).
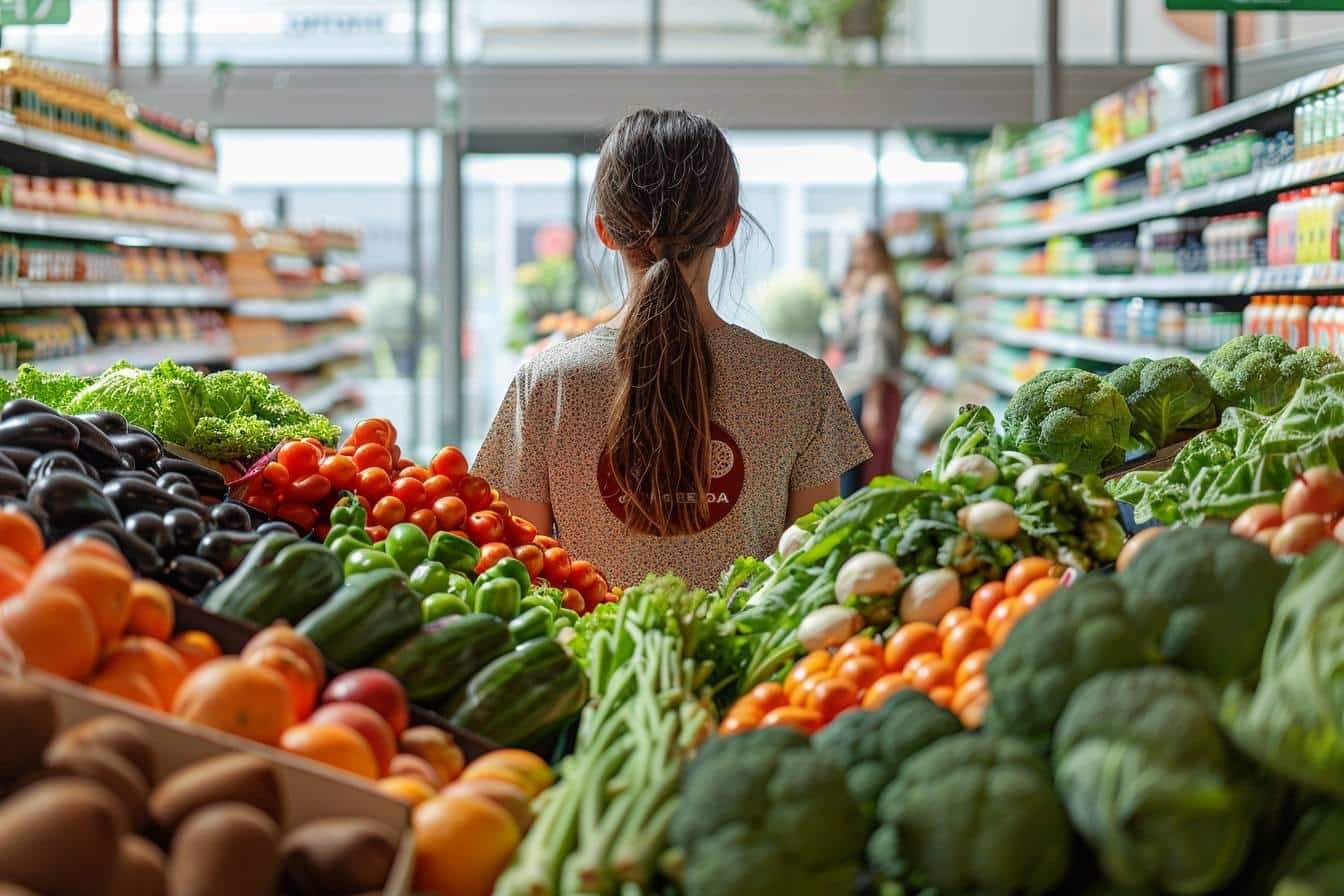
top-left (516, 329), bottom-right (618, 385)
top-left (718, 324), bottom-right (829, 374)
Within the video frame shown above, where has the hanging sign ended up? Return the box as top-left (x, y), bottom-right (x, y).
top-left (0, 0), bottom-right (70, 26)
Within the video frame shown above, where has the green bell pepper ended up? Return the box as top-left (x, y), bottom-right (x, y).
top-left (345, 547), bottom-right (400, 577)
top-left (520, 593), bottom-right (559, 615)
top-left (508, 606), bottom-right (553, 643)
top-left (478, 556), bottom-right (532, 596)
top-left (328, 534), bottom-right (373, 561)
top-left (422, 591), bottom-right (473, 622)
top-left (329, 493), bottom-right (367, 528)
top-left (409, 559), bottom-right (460, 598)
top-left (473, 577), bottom-right (522, 620)
top-left (324, 524), bottom-right (371, 549)
top-left (427, 531), bottom-right (480, 576)
top-left (384, 522), bottom-right (430, 574)
top-left (555, 608), bottom-right (580, 627)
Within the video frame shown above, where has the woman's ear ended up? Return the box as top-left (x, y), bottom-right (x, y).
top-left (715, 207), bottom-right (742, 248)
top-left (594, 214), bottom-right (619, 250)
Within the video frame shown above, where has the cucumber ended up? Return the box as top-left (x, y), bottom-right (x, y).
top-left (446, 638), bottom-right (587, 746)
top-left (374, 613), bottom-right (514, 705)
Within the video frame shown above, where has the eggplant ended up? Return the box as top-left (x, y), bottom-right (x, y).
top-left (27, 472), bottom-right (122, 538)
top-left (0, 448), bottom-right (38, 474)
top-left (124, 424), bottom-right (163, 446)
top-left (156, 472), bottom-right (191, 490)
top-left (75, 522), bottom-right (163, 577)
top-left (1, 398), bottom-right (58, 420)
top-left (0, 452), bottom-right (14, 473)
top-left (256, 520), bottom-right (298, 537)
top-left (27, 450), bottom-right (96, 486)
top-left (64, 414), bottom-right (122, 470)
top-left (195, 530), bottom-right (261, 575)
top-left (102, 477), bottom-right (208, 519)
top-left (102, 469), bottom-right (157, 486)
top-left (123, 512), bottom-right (170, 555)
top-left (77, 411), bottom-right (128, 435)
top-left (156, 458), bottom-right (228, 502)
top-left (108, 432), bottom-right (162, 469)
top-left (209, 501), bottom-right (253, 533)
top-left (163, 507), bottom-right (207, 555)
top-left (0, 413), bottom-right (80, 454)
top-left (161, 555), bottom-right (222, 597)
top-left (0, 469), bottom-right (27, 499)
top-left (166, 482), bottom-right (201, 504)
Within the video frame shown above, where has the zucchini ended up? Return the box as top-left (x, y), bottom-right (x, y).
top-left (507, 606), bottom-right (553, 644)
top-left (297, 569), bottom-right (421, 668)
top-left (374, 613), bottom-right (513, 705)
top-left (202, 533), bottom-right (342, 626)
top-left (446, 638), bottom-right (588, 746)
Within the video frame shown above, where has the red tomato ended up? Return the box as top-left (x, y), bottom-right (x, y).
top-left (431, 496), bottom-right (468, 532)
top-left (504, 515), bottom-right (538, 546)
top-left (390, 477), bottom-right (427, 510)
top-left (408, 508), bottom-right (438, 536)
top-left (318, 454), bottom-right (358, 491)
top-left (365, 525), bottom-right (388, 543)
top-left (277, 440), bottom-right (322, 477)
top-left (372, 496), bottom-right (407, 528)
top-left (464, 511), bottom-right (505, 545)
top-left (422, 475), bottom-right (456, 502)
top-left (578, 577), bottom-right (607, 611)
top-left (568, 560), bottom-right (598, 591)
top-left (513, 544), bottom-right (544, 579)
top-left (287, 474), bottom-right (332, 504)
top-left (542, 548), bottom-right (571, 584)
top-left (458, 476), bottom-right (493, 512)
top-left (487, 500), bottom-right (511, 519)
top-left (247, 493), bottom-right (278, 515)
top-left (338, 445), bottom-right (357, 457)
top-left (747, 682), bottom-right (788, 714)
top-left (260, 462), bottom-right (290, 491)
top-left (356, 467), bottom-right (392, 501)
top-left (534, 535), bottom-right (559, 550)
top-left (560, 588), bottom-right (585, 613)
top-left (354, 443), bottom-right (393, 472)
top-left (276, 503), bottom-right (318, 530)
top-left (398, 464), bottom-right (429, 479)
top-left (476, 542), bottom-right (512, 574)
top-left (353, 418), bottom-right (393, 447)
top-left (431, 447), bottom-right (469, 481)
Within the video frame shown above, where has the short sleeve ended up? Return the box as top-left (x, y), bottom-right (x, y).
top-left (471, 367), bottom-right (552, 504)
top-left (790, 358), bottom-right (873, 490)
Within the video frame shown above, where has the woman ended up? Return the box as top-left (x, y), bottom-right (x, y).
top-left (829, 229), bottom-right (902, 496)
top-left (473, 109), bottom-right (869, 588)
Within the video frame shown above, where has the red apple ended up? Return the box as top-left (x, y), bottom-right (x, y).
top-left (322, 668), bottom-right (410, 735)
top-left (310, 702), bottom-right (397, 775)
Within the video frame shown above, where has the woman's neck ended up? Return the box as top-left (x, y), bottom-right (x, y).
top-left (609, 252), bottom-right (726, 331)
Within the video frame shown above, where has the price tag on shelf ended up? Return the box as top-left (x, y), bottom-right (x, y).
top-left (0, 0), bottom-right (69, 24)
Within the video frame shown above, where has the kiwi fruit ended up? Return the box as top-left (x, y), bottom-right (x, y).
top-left (0, 777), bottom-right (126, 896)
top-left (149, 753), bottom-right (282, 839)
top-left (48, 716), bottom-right (156, 785)
top-left (167, 802), bottom-right (280, 896)
top-left (280, 817), bottom-right (399, 896)
top-left (0, 678), bottom-right (55, 783)
top-left (43, 743), bottom-right (149, 830)
top-left (106, 833), bottom-right (167, 896)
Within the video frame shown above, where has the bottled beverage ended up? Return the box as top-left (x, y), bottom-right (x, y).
top-left (1288, 295), bottom-right (1312, 347)
top-left (1244, 295), bottom-right (1262, 335)
top-left (1159, 302), bottom-right (1185, 346)
top-left (1310, 296), bottom-right (1329, 347)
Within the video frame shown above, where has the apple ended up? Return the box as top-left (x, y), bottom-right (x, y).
top-left (388, 753), bottom-right (442, 789)
top-left (310, 702), bottom-right (397, 775)
top-left (399, 726), bottom-right (466, 785)
top-left (322, 669), bottom-right (409, 735)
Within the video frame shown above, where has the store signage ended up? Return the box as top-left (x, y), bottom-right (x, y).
top-left (285, 13), bottom-right (387, 35)
top-left (1165, 0), bottom-right (1344, 9)
top-left (0, 0), bottom-right (70, 26)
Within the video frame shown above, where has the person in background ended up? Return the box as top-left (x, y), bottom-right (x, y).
top-left (472, 109), bottom-right (870, 589)
top-left (828, 229), bottom-right (903, 496)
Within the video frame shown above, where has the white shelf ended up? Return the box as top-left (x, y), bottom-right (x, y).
top-left (2, 338), bottom-right (235, 379)
top-left (972, 323), bottom-right (1206, 365)
top-left (234, 334), bottom-right (368, 374)
top-left (232, 293), bottom-right (362, 323)
top-left (972, 368), bottom-right (1023, 396)
top-left (967, 151), bottom-right (1344, 249)
top-left (962, 263), bottom-right (1344, 298)
top-left (0, 282), bottom-right (232, 309)
top-left (902, 355), bottom-right (960, 392)
top-left (0, 117), bottom-right (219, 191)
top-left (0, 207), bottom-right (234, 252)
top-left (970, 62), bottom-right (1344, 204)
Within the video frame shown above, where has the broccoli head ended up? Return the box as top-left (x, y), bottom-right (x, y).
top-left (1002, 368), bottom-right (1132, 475)
top-left (1054, 667), bottom-right (1258, 894)
top-left (868, 733), bottom-right (1071, 894)
top-left (1200, 334), bottom-right (1341, 415)
top-left (812, 689), bottom-right (961, 817)
top-left (1104, 356), bottom-right (1216, 451)
top-left (668, 727), bottom-right (866, 896)
top-left (1267, 805), bottom-right (1344, 896)
top-left (984, 574), bottom-right (1159, 753)
top-left (1117, 526), bottom-right (1287, 683)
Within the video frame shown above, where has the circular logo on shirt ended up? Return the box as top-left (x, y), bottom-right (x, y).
top-left (596, 423), bottom-right (744, 532)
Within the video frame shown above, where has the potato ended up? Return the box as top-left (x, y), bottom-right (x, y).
top-left (44, 744), bottom-right (149, 830)
top-left (149, 753), bottom-right (282, 838)
top-left (0, 778), bottom-right (126, 896)
top-left (0, 678), bottom-right (55, 783)
top-left (106, 834), bottom-right (167, 896)
top-left (0, 885), bottom-right (40, 896)
top-left (280, 817), bottom-right (399, 896)
top-left (167, 802), bottom-right (280, 896)
top-left (48, 715), bottom-right (156, 785)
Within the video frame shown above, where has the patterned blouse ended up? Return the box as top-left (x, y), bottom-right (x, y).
top-left (829, 276), bottom-right (902, 400)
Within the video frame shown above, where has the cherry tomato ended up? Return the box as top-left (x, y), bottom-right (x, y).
top-left (513, 544), bottom-right (545, 579)
top-left (951, 674), bottom-right (989, 716)
top-left (464, 511), bottom-right (505, 545)
top-left (807, 678), bottom-right (858, 723)
top-left (882, 622), bottom-right (941, 674)
top-left (829, 636), bottom-right (882, 674)
top-left (398, 464), bottom-right (429, 479)
top-left (1018, 576), bottom-right (1061, 609)
top-left (372, 496), bottom-right (407, 528)
top-left (354, 494), bottom-right (372, 514)
top-left (568, 560), bottom-right (598, 591)
top-left (458, 476), bottom-right (493, 512)
top-left (835, 655), bottom-right (883, 692)
top-left (747, 682), bottom-right (788, 714)
top-left (718, 715), bottom-right (756, 735)
top-left (1004, 557), bottom-right (1058, 597)
top-left (353, 418), bottom-right (393, 446)
top-left (354, 443), bottom-right (393, 471)
top-left (783, 651), bottom-right (833, 699)
top-left (431, 447), bottom-right (469, 480)
top-left (505, 516), bottom-right (538, 547)
top-left (790, 673), bottom-right (830, 709)
top-left (542, 547), bottom-right (571, 584)
top-left (318, 454), bottom-right (358, 491)
top-left (475, 542), bottom-right (513, 575)
top-left (408, 508), bottom-right (438, 536)
top-left (365, 525), bottom-right (389, 542)
top-left (485, 501), bottom-right (509, 520)
top-left (338, 445), bottom-right (358, 457)
top-left (905, 653), bottom-right (953, 692)
top-left (356, 467), bottom-right (392, 501)
top-left (987, 598), bottom-right (1029, 644)
top-left (534, 535), bottom-right (559, 550)
top-left (928, 685), bottom-right (955, 708)
top-left (277, 440), bottom-right (322, 477)
top-left (287, 474), bottom-right (332, 504)
top-left (422, 475), bottom-right (456, 502)
top-left (302, 437), bottom-right (326, 451)
top-left (432, 496), bottom-right (468, 532)
top-left (260, 462), bottom-right (290, 491)
top-left (276, 503), bottom-right (318, 530)
top-left (970, 581), bottom-right (1008, 622)
top-left (247, 493), bottom-right (278, 515)
top-left (579, 577), bottom-right (608, 611)
top-left (560, 588), bottom-right (585, 613)
top-left (390, 445), bottom-right (402, 465)
top-left (390, 477), bottom-right (427, 510)
top-left (955, 649), bottom-right (992, 688)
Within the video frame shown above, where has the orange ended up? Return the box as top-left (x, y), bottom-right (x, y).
top-left (0, 545), bottom-right (30, 601)
top-left (122, 580), bottom-right (173, 641)
top-left (928, 685), bottom-right (955, 708)
top-left (745, 682), bottom-right (788, 714)
top-left (726, 699), bottom-right (764, 727)
top-left (1, 586), bottom-right (100, 680)
top-left (955, 649), bottom-right (992, 688)
top-left (951, 674), bottom-right (989, 716)
top-left (378, 775), bottom-right (437, 806)
top-left (27, 544), bottom-right (133, 643)
top-left (790, 673), bottom-right (830, 709)
top-left (759, 706), bottom-right (823, 734)
top-left (172, 658), bottom-right (295, 746)
top-left (0, 506), bottom-right (43, 566)
top-left (400, 727), bottom-right (467, 787)
top-left (465, 750), bottom-right (553, 796)
top-left (99, 636), bottom-right (189, 705)
top-left (244, 644), bottom-right (318, 721)
top-left (170, 630), bottom-right (222, 671)
top-left (1018, 577), bottom-right (1061, 610)
top-left (937, 607), bottom-right (974, 639)
top-left (783, 650), bottom-right (833, 697)
top-left (835, 654), bottom-right (883, 692)
top-left (941, 619), bottom-right (993, 670)
top-left (89, 668), bottom-right (163, 710)
top-left (1004, 557), bottom-right (1057, 597)
top-left (959, 692), bottom-right (990, 729)
top-left (970, 581), bottom-right (1008, 622)
top-left (444, 778), bottom-right (534, 834)
top-left (905, 653), bottom-right (954, 693)
top-left (282, 722), bottom-right (380, 779)
top-left (413, 791), bottom-right (520, 896)
top-left (882, 623), bottom-right (941, 674)
top-left (861, 673), bottom-right (910, 710)
top-left (828, 636), bottom-right (882, 673)
top-left (241, 623), bottom-right (326, 691)
top-left (719, 715), bottom-right (755, 735)
top-left (987, 598), bottom-right (1029, 645)
top-left (807, 678), bottom-right (858, 723)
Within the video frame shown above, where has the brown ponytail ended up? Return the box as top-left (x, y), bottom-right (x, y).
top-left (592, 109), bottom-right (741, 536)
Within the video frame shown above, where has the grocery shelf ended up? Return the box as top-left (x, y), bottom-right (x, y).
top-left (0, 116), bottom-right (219, 191)
top-left (232, 293), bottom-right (363, 323)
top-left (296, 377), bottom-right (361, 415)
top-left (0, 282), bottom-right (232, 308)
top-left (0, 207), bottom-right (235, 252)
top-left (971, 323), bottom-right (1206, 365)
top-left (970, 62), bottom-right (1344, 203)
top-left (967, 151), bottom-right (1344, 249)
top-left (972, 368), bottom-right (1024, 396)
top-left (903, 355), bottom-right (960, 393)
top-left (233, 334), bottom-right (369, 374)
top-left (963, 263), bottom-right (1344, 298)
top-left (0, 338), bottom-right (235, 379)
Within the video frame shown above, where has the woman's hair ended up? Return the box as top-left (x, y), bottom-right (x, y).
top-left (852, 228), bottom-right (893, 275)
top-left (592, 108), bottom-right (740, 537)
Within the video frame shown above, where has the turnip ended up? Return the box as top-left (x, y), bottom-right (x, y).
top-left (1014, 463), bottom-right (1058, 494)
top-left (957, 500), bottom-right (1020, 540)
top-left (899, 568), bottom-right (961, 625)
top-left (941, 455), bottom-right (999, 488)
top-left (777, 524), bottom-right (809, 559)
top-left (834, 551), bottom-right (904, 601)
top-left (798, 605), bottom-right (863, 651)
